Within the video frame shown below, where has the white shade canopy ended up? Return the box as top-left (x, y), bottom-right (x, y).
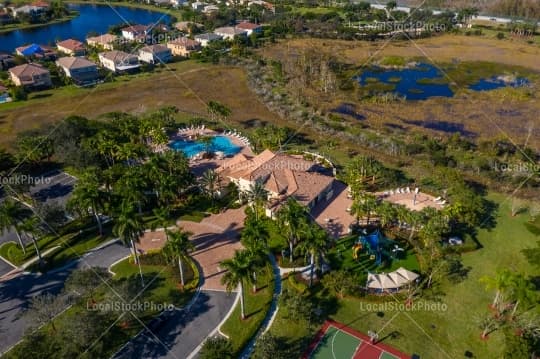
top-left (366, 269), bottom-right (419, 290)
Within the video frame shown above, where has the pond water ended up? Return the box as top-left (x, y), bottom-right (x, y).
top-left (0, 4), bottom-right (170, 52)
top-left (356, 63), bottom-right (529, 100)
top-left (169, 136), bottom-right (242, 158)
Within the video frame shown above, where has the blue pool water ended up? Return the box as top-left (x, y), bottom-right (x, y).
top-left (169, 136), bottom-right (241, 158)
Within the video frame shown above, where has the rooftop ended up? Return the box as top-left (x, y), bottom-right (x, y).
top-left (236, 22), bottom-right (262, 30)
top-left (168, 37), bottom-right (200, 47)
top-left (9, 63), bottom-right (49, 77)
top-left (99, 50), bottom-right (137, 61)
top-left (86, 33), bottom-right (118, 44)
top-left (57, 38), bottom-right (84, 51)
top-left (140, 44), bottom-right (170, 53)
top-left (56, 56), bottom-right (96, 69)
top-left (214, 26), bottom-right (247, 36)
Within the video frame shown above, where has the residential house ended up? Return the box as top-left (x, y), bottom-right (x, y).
top-left (8, 63), bottom-right (52, 88)
top-left (174, 21), bottom-right (203, 33)
top-left (11, 4), bottom-right (47, 17)
top-left (236, 21), bottom-right (263, 35)
top-left (194, 33), bottom-right (222, 47)
top-left (0, 53), bottom-right (15, 70)
top-left (191, 1), bottom-right (206, 11)
top-left (98, 50), bottom-right (140, 72)
top-left (56, 56), bottom-right (99, 85)
top-left (170, 0), bottom-right (187, 7)
top-left (166, 37), bottom-right (201, 57)
top-left (0, 9), bottom-right (13, 25)
top-left (56, 39), bottom-right (85, 56)
top-left (138, 44), bottom-right (172, 64)
top-left (218, 149), bottom-right (334, 216)
top-left (121, 24), bottom-right (151, 41)
top-left (15, 43), bottom-right (56, 59)
top-left (214, 26), bottom-right (247, 40)
top-left (86, 34), bottom-right (118, 50)
top-left (203, 4), bottom-right (219, 14)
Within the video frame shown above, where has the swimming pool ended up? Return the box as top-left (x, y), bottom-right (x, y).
top-left (169, 135), bottom-right (242, 158)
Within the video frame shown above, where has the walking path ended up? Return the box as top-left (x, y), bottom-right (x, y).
top-left (239, 254), bottom-right (283, 359)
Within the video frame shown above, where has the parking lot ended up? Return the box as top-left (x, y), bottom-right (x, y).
top-left (29, 170), bottom-right (77, 208)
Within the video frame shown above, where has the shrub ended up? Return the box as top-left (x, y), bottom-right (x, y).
top-left (496, 32), bottom-right (505, 39)
top-left (288, 274), bottom-right (308, 294)
top-left (199, 336), bottom-right (234, 359)
top-left (10, 86), bottom-right (27, 101)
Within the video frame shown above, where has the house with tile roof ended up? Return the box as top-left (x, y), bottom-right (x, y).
top-left (8, 63), bottom-right (51, 88)
top-left (236, 21), bottom-right (263, 35)
top-left (98, 50), bottom-right (140, 72)
top-left (86, 34), bottom-right (118, 50)
top-left (56, 57), bottom-right (99, 85)
top-left (166, 37), bottom-right (201, 57)
top-left (218, 149), bottom-right (334, 216)
top-left (138, 44), bottom-right (172, 64)
top-left (56, 39), bottom-right (85, 56)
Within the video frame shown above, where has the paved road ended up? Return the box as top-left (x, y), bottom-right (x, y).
top-left (0, 241), bottom-right (130, 354)
top-left (114, 290), bottom-right (236, 359)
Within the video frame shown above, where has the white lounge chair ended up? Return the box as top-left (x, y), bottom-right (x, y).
top-left (434, 196), bottom-right (442, 201)
top-left (406, 187), bottom-right (411, 193)
top-left (414, 188), bottom-right (419, 194)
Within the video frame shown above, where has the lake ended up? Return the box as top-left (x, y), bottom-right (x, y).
top-left (356, 63), bottom-right (529, 100)
top-left (0, 4), bottom-right (170, 53)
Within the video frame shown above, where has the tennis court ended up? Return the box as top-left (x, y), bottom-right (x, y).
top-left (305, 320), bottom-right (410, 359)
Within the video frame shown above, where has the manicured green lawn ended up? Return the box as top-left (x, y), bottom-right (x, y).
top-left (329, 193), bottom-right (538, 358)
top-left (266, 193), bottom-right (537, 358)
top-left (111, 254), bottom-right (198, 306)
top-left (220, 270), bottom-right (275, 354)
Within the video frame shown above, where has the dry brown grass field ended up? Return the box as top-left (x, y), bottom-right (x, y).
top-left (0, 61), bottom-right (282, 147)
top-left (258, 35), bottom-right (540, 149)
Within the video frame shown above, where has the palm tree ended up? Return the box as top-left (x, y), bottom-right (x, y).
top-left (149, 206), bottom-right (171, 233)
top-left (245, 182), bottom-right (269, 220)
top-left (377, 201), bottom-right (396, 229)
top-left (480, 269), bottom-right (514, 310)
top-left (163, 229), bottom-right (195, 287)
top-left (113, 201), bottom-right (145, 286)
top-left (276, 198), bottom-right (307, 263)
top-left (220, 249), bottom-right (258, 320)
top-left (20, 216), bottom-right (43, 267)
top-left (68, 169), bottom-right (107, 235)
top-left (200, 170), bottom-right (221, 202)
top-left (241, 213), bottom-right (270, 249)
top-left (507, 273), bottom-right (536, 318)
top-left (0, 199), bottom-right (28, 253)
top-left (296, 224), bottom-right (330, 287)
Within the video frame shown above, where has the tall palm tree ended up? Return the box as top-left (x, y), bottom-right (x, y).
top-left (68, 169), bottom-right (107, 235)
top-left (113, 201), bottom-right (145, 286)
top-left (245, 182), bottom-right (269, 220)
top-left (20, 216), bottom-right (43, 267)
top-left (0, 199), bottom-right (28, 253)
top-left (220, 249), bottom-right (258, 320)
top-left (276, 197), bottom-right (307, 263)
top-left (200, 170), bottom-right (221, 202)
top-left (508, 273), bottom-right (536, 318)
top-left (241, 212), bottom-right (270, 249)
top-left (296, 224), bottom-right (330, 287)
top-left (149, 206), bottom-right (171, 233)
top-left (480, 269), bottom-right (514, 309)
top-left (163, 229), bottom-right (195, 287)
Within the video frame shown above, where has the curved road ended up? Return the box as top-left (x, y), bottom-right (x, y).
top-left (0, 241), bottom-right (130, 355)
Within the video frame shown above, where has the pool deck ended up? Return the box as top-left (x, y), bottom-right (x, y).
top-left (171, 128), bottom-right (254, 177)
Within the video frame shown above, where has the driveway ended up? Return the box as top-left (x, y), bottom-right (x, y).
top-left (0, 256), bottom-right (15, 277)
top-left (113, 290), bottom-right (236, 359)
top-left (0, 240), bottom-right (130, 354)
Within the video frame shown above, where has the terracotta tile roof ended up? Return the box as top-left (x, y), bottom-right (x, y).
top-left (99, 50), bottom-right (137, 62)
top-left (9, 63), bottom-right (49, 77)
top-left (57, 38), bottom-right (84, 51)
top-left (168, 37), bottom-right (200, 47)
top-left (122, 24), bottom-right (149, 34)
top-left (140, 44), bottom-right (170, 53)
top-left (56, 56), bottom-right (96, 69)
top-left (86, 33), bottom-right (117, 44)
top-left (236, 22), bottom-right (261, 30)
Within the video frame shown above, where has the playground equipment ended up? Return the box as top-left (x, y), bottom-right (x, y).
top-left (352, 243), bottom-right (363, 260)
top-left (359, 230), bottom-right (384, 266)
